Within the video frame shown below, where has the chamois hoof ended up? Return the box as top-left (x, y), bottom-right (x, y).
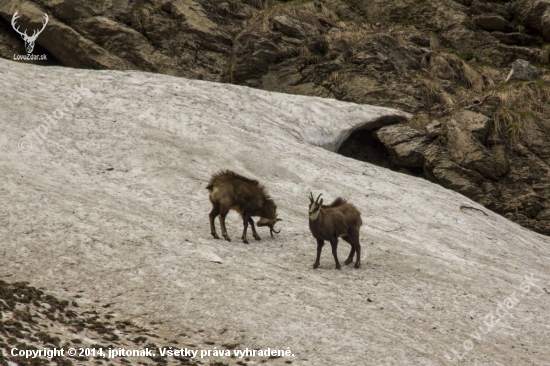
top-left (354, 262), bottom-right (361, 269)
top-left (212, 233), bottom-right (220, 240)
top-left (223, 235), bottom-right (231, 242)
top-left (254, 236), bottom-right (261, 241)
top-left (313, 263), bottom-right (320, 269)
top-left (344, 259), bottom-right (353, 265)
top-left (242, 238), bottom-right (249, 244)
top-left (335, 264), bottom-right (341, 270)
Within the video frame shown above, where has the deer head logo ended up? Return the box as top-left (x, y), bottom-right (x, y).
top-left (11, 11), bottom-right (49, 54)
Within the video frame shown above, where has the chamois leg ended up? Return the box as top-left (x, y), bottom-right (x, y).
top-left (219, 206), bottom-right (231, 242)
top-left (353, 236), bottom-right (361, 269)
top-left (209, 204), bottom-right (221, 239)
top-left (348, 230), bottom-right (361, 268)
top-left (248, 218), bottom-right (261, 240)
top-left (241, 213), bottom-right (250, 244)
top-left (342, 236), bottom-right (355, 265)
top-left (313, 238), bottom-right (324, 269)
top-left (330, 238), bottom-right (341, 270)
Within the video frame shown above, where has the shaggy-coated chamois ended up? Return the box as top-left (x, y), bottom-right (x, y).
top-left (308, 192), bottom-right (362, 269)
top-left (206, 170), bottom-right (282, 244)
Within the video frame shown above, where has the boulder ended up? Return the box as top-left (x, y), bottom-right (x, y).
top-left (272, 14), bottom-right (317, 39)
top-left (168, 0), bottom-right (230, 43)
top-left (423, 143), bottom-right (485, 201)
top-left (473, 14), bottom-right (516, 33)
top-left (445, 110), bottom-right (509, 180)
top-left (505, 59), bottom-right (537, 82)
top-left (375, 124), bottom-right (431, 168)
top-left (425, 120), bottom-right (442, 138)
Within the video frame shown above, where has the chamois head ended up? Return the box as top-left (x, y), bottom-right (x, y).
top-left (256, 200), bottom-right (282, 237)
top-left (309, 192), bottom-right (323, 220)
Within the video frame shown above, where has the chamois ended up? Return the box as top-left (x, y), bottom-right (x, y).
top-left (206, 170), bottom-right (282, 244)
top-left (308, 192), bottom-right (362, 269)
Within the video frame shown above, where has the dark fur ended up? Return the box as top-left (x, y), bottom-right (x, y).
top-left (308, 194), bottom-right (362, 269)
top-left (207, 170), bottom-right (280, 243)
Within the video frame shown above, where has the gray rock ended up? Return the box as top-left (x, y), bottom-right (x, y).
top-left (375, 124), bottom-right (431, 168)
top-left (408, 34), bottom-right (430, 47)
top-left (505, 59), bottom-right (537, 82)
top-left (474, 14), bottom-right (516, 33)
top-left (445, 110), bottom-right (508, 180)
top-left (272, 14), bottom-right (317, 39)
top-left (423, 143), bottom-right (485, 201)
top-left (425, 120), bottom-right (442, 138)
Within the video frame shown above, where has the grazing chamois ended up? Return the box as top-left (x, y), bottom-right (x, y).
top-left (308, 192), bottom-right (362, 269)
top-left (206, 170), bottom-right (282, 244)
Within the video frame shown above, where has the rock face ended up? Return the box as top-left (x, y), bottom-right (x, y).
top-left (515, 0), bottom-right (550, 41)
top-left (0, 0), bottom-right (237, 79)
top-left (375, 124), bottom-right (431, 168)
top-left (419, 106), bottom-right (549, 235)
top-left (0, 0), bottom-right (549, 235)
top-left (422, 111), bottom-right (504, 203)
top-left (424, 142), bottom-right (486, 201)
top-left (445, 110), bottom-right (508, 181)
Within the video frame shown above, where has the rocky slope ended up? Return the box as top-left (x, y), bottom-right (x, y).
top-left (0, 1), bottom-right (549, 235)
top-left (0, 279), bottom-right (205, 366)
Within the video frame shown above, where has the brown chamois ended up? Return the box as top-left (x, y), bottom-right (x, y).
top-left (206, 170), bottom-right (282, 244)
top-left (308, 192), bottom-right (362, 269)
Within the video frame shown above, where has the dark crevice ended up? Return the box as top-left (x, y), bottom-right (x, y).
top-left (338, 128), bottom-right (426, 178)
top-left (338, 129), bottom-right (392, 169)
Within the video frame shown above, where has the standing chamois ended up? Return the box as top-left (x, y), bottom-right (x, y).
top-left (206, 170), bottom-right (282, 244)
top-left (308, 192), bottom-right (362, 269)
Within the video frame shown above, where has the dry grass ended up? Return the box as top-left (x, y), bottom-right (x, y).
top-left (493, 106), bottom-right (530, 143)
top-left (408, 112), bottom-right (432, 131)
top-left (418, 77), bottom-right (454, 108)
top-left (420, 52), bottom-right (484, 91)
top-left (540, 44), bottom-right (550, 65)
top-left (487, 82), bottom-right (550, 143)
top-left (325, 25), bottom-right (376, 53)
top-left (429, 33), bottom-right (439, 52)
top-left (238, 0), bottom-right (338, 35)
top-left (327, 70), bottom-right (339, 83)
top-left (242, 0), bottom-right (270, 9)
